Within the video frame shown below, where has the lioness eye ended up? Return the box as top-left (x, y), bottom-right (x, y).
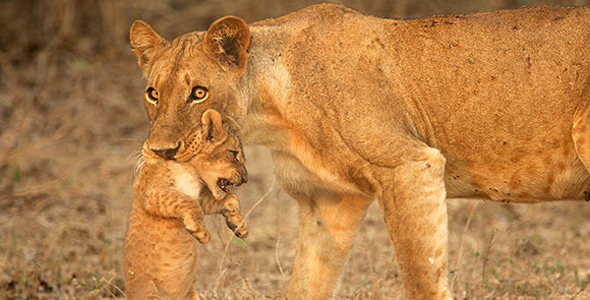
top-left (189, 86), bottom-right (209, 103)
top-left (145, 87), bottom-right (159, 105)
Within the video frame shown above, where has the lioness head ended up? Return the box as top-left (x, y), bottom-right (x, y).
top-left (130, 17), bottom-right (251, 160)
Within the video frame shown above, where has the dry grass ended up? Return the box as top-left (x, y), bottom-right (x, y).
top-left (1, 0), bottom-right (589, 299)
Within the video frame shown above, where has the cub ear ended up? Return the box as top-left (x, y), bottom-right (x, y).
top-left (201, 109), bottom-right (225, 143)
top-left (204, 16), bottom-right (251, 75)
top-left (130, 20), bottom-right (166, 74)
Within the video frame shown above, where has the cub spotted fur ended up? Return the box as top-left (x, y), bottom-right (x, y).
top-left (124, 110), bottom-right (247, 300)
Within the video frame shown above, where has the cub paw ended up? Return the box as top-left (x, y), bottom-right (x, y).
top-left (184, 218), bottom-right (210, 243)
top-left (230, 221), bottom-right (248, 239)
top-left (222, 209), bottom-right (248, 239)
top-left (186, 226), bottom-right (211, 243)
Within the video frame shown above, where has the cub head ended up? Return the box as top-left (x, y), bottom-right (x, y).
top-left (142, 109), bottom-right (247, 199)
top-left (190, 110), bottom-right (247, 200)
top-left (130, 16), bottom-right (251, 160)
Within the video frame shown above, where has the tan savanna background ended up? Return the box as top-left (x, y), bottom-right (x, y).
top-left (2, 0), bottom-right (590, 299)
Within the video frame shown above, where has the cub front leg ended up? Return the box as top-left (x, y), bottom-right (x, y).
top-left (376, 145), bottom-right (451, 299)
top-left (219, 193), bottom-right (248, 238)
top-left (140, 186), bottom-right (210, 243)
top-left (199, 190), bottom-right (248, 238)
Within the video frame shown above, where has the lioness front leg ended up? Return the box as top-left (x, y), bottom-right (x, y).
top-left (377, 145), bottom-right (451, 300)
top-left (287, 192), bottom-right (372, 300)
top-left (199, 190), bottom-right (248, 238)
top-left (141, 187), bottom-right (210, 243)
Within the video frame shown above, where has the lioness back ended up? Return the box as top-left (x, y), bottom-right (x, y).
top-left (249, 5), bottom-right (590, 202)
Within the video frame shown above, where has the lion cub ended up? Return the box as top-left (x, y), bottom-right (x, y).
top-left (124, 110), bottom-right (248, 300)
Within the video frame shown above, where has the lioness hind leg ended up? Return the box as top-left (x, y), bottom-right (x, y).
top-left (376, 145), bottom-right (451, 300)
top-left (573, 98), bottom-right (590, 199)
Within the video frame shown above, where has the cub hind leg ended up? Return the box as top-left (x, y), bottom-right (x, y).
top-left (188, 289), bottom-right (200, 300)
top-left (128, 279), bottom-right (166, 300)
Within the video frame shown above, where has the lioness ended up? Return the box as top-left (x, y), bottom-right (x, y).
top-left (130, 4), bottom-right (590, 299)
top-left (124, 109), bottom-right (248, 300)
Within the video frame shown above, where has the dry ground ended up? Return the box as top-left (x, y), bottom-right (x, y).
top-left (1, 0), bottom-right (589, 299)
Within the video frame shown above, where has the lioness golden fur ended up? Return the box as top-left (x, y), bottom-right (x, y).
top-left (130, 4), bottom-right (590, 299)
top-left (124, 110), bottom-right (248, 300)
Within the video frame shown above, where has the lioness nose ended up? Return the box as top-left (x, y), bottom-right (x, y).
top-left (148, 124), bottom-right (183, 160)
top-left (150, 141), bottom-right (181, 160)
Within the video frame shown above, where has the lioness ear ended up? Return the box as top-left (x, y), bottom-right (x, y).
top-left (204, 16), bottom-right (251, 75)
top-left (130, 20), bottom-right (166, 74)
top-left (201, 109), bottom-right (225, 143)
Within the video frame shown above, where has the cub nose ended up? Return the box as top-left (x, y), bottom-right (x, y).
top-left (150, 141), bottom-right (181, 160)
top-left (241, 169), bottom-right (248, 184)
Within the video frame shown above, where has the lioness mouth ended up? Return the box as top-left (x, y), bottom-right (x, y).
top-left (217, 178), bottom-right (234, 192)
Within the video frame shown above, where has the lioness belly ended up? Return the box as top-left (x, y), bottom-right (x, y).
top-left (435, 93), bottom-right (590, 201)
top-left (444, 149), bottom-right (590, 202)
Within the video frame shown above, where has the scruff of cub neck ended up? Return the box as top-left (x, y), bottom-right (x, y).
top-left (140, 139), bottom-right (204, 201)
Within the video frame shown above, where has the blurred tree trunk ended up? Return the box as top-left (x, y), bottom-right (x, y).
top-left (97, 0), bottom-right (127, 56)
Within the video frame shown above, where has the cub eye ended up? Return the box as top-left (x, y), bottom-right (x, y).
top-left (145, 87), bottom-right (159, 105)
top-left (229, 150), bottom-right (239, 161)
top-left (189, 86), bottom-right (209, 104)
